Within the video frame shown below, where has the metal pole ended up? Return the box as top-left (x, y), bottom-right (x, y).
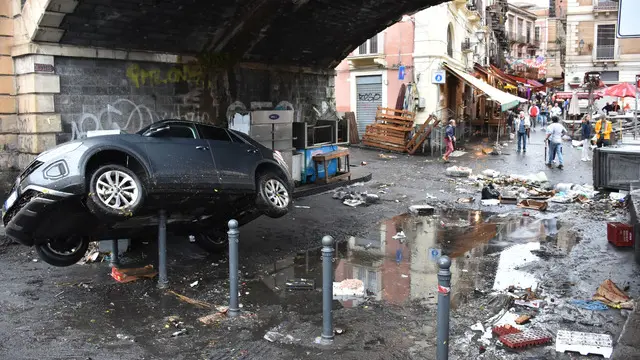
top-left (635, 75), bottom-right (639, 139)
top-left (157, 210), bottom-right (168, 289)
top-left (228, 219), bottom-right (240, 317)
top-left (436, 256), bottom-right (452, 360)
top-left (321, 235), bottom-right (335, 344)
top-left (109, 239), bottom-right (119, 267)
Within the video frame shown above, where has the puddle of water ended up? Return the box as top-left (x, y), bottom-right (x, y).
top-left (245, 210), bottom-right (578, 312)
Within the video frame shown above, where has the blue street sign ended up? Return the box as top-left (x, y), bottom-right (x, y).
top-left (428, 248), bottom-right (442, 262)
top-left (398, 65), bottom-right (406, 80)
top-left (435, 74), bottom-right (443, 82)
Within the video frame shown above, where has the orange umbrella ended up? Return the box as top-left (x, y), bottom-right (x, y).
top-left (598, 82), bottom-right (639, 98)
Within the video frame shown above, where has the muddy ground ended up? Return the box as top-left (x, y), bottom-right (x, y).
top-left (0, 130), bottom-right (638, 360)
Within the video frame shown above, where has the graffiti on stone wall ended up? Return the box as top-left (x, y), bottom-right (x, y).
top-left (126, 63), bottom-right (209, 89)
top-left (70, 97), bottom-right (211, 140)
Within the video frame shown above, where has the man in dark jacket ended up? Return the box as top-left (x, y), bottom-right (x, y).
top-left (581, 114), bottom-right (592, 161)
top-left (442, 119), bottom-right (456, 162)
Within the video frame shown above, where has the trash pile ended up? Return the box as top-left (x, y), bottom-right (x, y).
top-left (466, 279), bottom-right (632, 357)
top-left (332, 183), bottom-right (381, 207)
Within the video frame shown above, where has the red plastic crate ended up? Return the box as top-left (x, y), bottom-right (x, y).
top-left (499, 330), bottom-right (552, 349)
top-left (493, 325), bottom-right (522, 337)
top-left (607, 222), bottom-right (635, 247)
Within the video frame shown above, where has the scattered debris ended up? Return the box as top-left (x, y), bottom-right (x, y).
top-left (190, 281), bottom-right (199, 287)
top-left (168, 290), bottom-right (213, 309)
top-left (514, 315), bottom-right (532, 325)
top-left (333, 185), bottom-right (381, 208)
top-left (593, 279), bottom-right (634, 309)
top-left (171, 329), bottom-right (187, 337)
top-left (392, 231), bottom-right (406, 240)
top-left (570, 300), bottom-right (609, 311)
top-left (294, 205), bottom-right (311, 209)
top-left (514, 299), bottom-right (545, 309)
top-left (198, 306), bottom-right (229, 325)
top-left (335, 327), bottom-right (346, 335)
top-left (409, 205), bottom-right (435, 215)
top-left (78, 243), bottom-right (102, 264)
top-left (482, 169), bottom-right (500, 178)
top-left (517, 199), bottom-right (548, 211)
top-left (360, 161), bottom-right (368, 166)
top-left (555, 330), bottom-right (613, 358)
top-left (111, 265), bottom-right (157, 283)
top-left (471, 323), bottom-right (485, 332)
top-left (285, 278), bottom-right (315, 291)
top-left (457, 197), bottom-right (474, 203)
top-left (499, 330), bottom-right (552, 349)
top-left (450, 150), bottom-right (467, 157)
top-left (481, 199), bottom-right (500, 206)
top-left (493, 324), bottom-right (521, 337)
top-left (379, 153), bottom-right (397, 159)
top-left (425, 193), bottom-right (437, 200)
top-left (446, 166), bottom-right (472, 177)
top-left (481, 184), bottom-right (500, 200)
top-left (333, 279), bottom-right (365, 300)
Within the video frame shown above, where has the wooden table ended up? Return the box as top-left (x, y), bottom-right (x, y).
top-left (312, 149), bottom-right (351, 184)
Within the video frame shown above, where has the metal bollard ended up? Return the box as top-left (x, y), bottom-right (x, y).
top-left (157, 209), bottom-right (168, 289)
top-left (436, 256), bottom-right (452, 360)
top-left (321, 235), bottom-right (335, 344)
top-left (228, 219), bottom-right (240, 317)
top-left (109, 239), bottom-right (120, 267)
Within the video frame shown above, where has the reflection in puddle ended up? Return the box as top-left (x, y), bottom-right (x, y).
top-left (252, 210), bottom-right (577, 311)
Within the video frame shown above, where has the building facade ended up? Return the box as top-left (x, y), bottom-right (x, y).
top-left (564, 0), bottom-right (640, 90)
top-left (413, 0), bottom-right (489, 124)
top-left (505, 4), bottom-right (538, 59)
top-left (334, 20), bottom-right (414, 135)
top-left (532, 5), bottom-right (566, 79)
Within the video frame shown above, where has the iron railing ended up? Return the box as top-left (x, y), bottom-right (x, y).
top-left (596, 45), bottom-right (616, 60)
top-left (593, 0), bottom-right (619, 12)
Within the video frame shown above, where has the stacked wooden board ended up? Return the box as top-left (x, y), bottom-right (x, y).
top-left (361, 107), bottom-right (416, 152)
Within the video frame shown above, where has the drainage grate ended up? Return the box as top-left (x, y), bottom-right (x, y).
top-left (555, 330), bottom-right (613, 359)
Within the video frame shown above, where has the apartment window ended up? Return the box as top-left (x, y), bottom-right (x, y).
top-left (600, 71), bottom-right (619, 82)
top-left (357, 35), bottom-right (380, 55)
top-left (535, 27), bottom-right (540, 42)
top-left (518, 19), bottom-right (524, 35)
top-left (596, 24), bottom-right (616, 60)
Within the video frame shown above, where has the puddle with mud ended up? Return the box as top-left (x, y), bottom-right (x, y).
top-left (243, 210), bottom-right (578, 313)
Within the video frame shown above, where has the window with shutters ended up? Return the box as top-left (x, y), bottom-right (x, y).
top-left (596, 24), bottom-right (616, 60)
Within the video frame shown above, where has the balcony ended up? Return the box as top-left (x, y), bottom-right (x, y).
top-left (593, 1), bottom-right (619, 12)
top-left (462, 38), bottom-right (473, 52)
top-left (595, 45), bottom-right (616, 61)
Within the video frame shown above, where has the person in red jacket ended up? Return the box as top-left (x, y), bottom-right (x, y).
top-left (528, 101), bottom-right (540, 128)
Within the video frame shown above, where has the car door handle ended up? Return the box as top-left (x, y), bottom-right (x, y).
top-left (196, 146), bottom-right (209, 150)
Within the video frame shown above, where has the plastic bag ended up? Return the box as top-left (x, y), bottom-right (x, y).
top-left (481, 183), bottom-right (500, 200)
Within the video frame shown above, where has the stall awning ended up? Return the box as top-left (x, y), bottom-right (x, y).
top-left (444, 63), bottom-right (528, 111)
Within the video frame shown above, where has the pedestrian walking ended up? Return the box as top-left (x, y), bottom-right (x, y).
top-left (581, 114), bottom-right (592, 161)
top-left (540, 103), bottom-right (549, 128)
top-left (514, 111), bottom-right (530, 153)
top-left (528, 102), bottom-right (540, 128)
top-left (595, 115), bottom-right (612, 148)
top-left (442, 119), bottom-right (456, 162)
top-left (551, 103), bottom-right (562, 118)
top-left (545, 116), bottom-right (567, 169)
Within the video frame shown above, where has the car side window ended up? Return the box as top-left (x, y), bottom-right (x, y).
top-left (227, 130), bottom-right (248, 144)
top-left (197, 125), bottom-right (232, 142)
top-left (151, 125), bottom-right (196, 139)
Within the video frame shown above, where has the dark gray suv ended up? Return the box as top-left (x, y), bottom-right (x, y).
top-left (2, 120), bottom-right (293, 266)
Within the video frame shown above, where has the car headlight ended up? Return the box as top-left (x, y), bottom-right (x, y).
top-left (36, 142), bottom-right (83, 163)
top-left (43, 160), bottom-right (69, 180)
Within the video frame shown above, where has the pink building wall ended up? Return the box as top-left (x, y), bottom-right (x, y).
top-left (335, 18), bottom-right (415, 113)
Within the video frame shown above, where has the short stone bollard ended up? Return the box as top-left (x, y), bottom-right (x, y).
top-left (436, 256), bottom-right (452, 360)
top-left (110, 239), bottom-right (119, 267)
top-left (320, 235), bottom-right (335, 344)
top-left (228, 219), bottom-right (240, 317)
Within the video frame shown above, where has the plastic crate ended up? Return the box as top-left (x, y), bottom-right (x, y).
top-left (607, 222), bottom-right (634, 247)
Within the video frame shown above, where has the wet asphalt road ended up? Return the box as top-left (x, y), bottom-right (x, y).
top-left (0, 130), bottom-right (638, 360)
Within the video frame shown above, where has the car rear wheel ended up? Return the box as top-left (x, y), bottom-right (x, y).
top-left (87, 164), bottom-right (144, 219)
top-left (35, 236), bottom-right (90, 267)
top-left (193, 231), bottom-right (228, 253)
top-left (256, 172), bottom-right (291, 218)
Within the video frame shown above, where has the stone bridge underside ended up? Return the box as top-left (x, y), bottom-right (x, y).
top-left (38, 0), bottom-right (443, 67)
top-left (0, 0), bottom-right (446, 170)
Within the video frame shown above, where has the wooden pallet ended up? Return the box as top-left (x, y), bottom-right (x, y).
top-left (360, 107), bottom-right (417, 152)
top-left (406, 115), bottom-right (440, 155)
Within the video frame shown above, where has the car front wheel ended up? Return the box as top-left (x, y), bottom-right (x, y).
top-left (35, 236), bottom-right (90, 267)
top-left (87, 164), bottom-right (144, 218)
top-left (256, 172), bottom-right (291, 218)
